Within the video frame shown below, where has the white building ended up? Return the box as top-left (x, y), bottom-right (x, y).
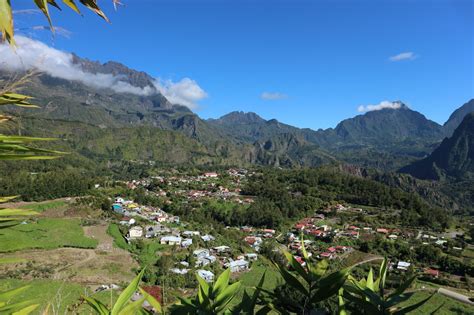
top-left (181, 238), bottom-right (193, 248)
top-left (197, 270), bottom-right (214, 283)
top-left (228, 259), bottom-right (249, 273)
top-left (128, 226), bottom-right (143, 239)
top-left (397, 261), bottom-right (411, 271)
top-left (160, 235), bottom-right (182, 246)
top-left (193, 249), bottom-right (210, 258)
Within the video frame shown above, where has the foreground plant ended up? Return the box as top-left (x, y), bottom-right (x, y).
top-left (84, 268), bottom-right (162, 314)
top-left (170, 268), bottom-right (241, 315)
top-left (265, 238), bottom-right (351, 314)
top-left (0, 286), bottom-right (39, 314)
top-left (342, 258), bottom-right (435, 314)
top-left (0, 0), bottom-right (122, 45)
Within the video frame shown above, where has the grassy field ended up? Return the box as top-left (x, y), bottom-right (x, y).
top-left (0, 218), bottom-right (97, 252)
top-left (107, 223), bottom-right (130, 250)
top-left (0, 279), bottom-right (118, 314)
top-left (18, 200), bottom-right (67, 212)
top-left (399, 290), bottom-right (474, 314)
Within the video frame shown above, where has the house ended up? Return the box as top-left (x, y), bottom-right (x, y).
top-left (397, 261), bottom-right (411, 271)
top-left (424, 268), bottom-right (440, 278)
top-left (245, 253), bottom-right (258, 261)
top-left (197, 270), bottom-right (215, 283)
top-left (115, 197), bottom-right (125, 204)
top-left (327, 247), bottom-right (337, 253)
top-left (196, 255), bottom-right (217, 267)
top-left (213, 246), bottom-right (230, 254)
top-left (204, 172), bottom-right (218, 178)
top-left (181, 238), bottom-right (193, 248)
top-left (201, 234), bottom-right (215, 242)
top-left (294, 256), bottom-right (306, 267)
top-left (145, 227), bottom-right (155, 238)
top-left (228, 259), bottom-right (249, 273)
top-left (128, 226), bottom-right (143, 239)
top-left (335, 246), bottom-right (352, 253)
top-left (170, 268), bottom-right (189, 275)
top-left (376, 228), bottom-right (389, 234)
top-left (388, 234), bottom-right (398, 240)
top-left (112, 204), bottom-right (124, 214)
top-left (160, 236), bottom-right (182, 246)
top-left (193, 249), bottom-right (211, 258)
top-left (319, 252), bottom-right (335, 259)
top-left (182, 231), bottom-right (200, 237)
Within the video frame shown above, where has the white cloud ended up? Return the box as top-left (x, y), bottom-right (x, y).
top-left (357, 101), bottom-right (404, 113)
top-left (261, 92), bottom-right (288, 100)
top-left (0, 36), bottom-right (206, 109)
top-left (153, 78), bottom-right (208, 110)
top-left (389, 52), bottom-right (417, 62)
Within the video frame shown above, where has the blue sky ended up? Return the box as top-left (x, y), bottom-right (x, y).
top-left (10, 0), bottom-right (474, 129)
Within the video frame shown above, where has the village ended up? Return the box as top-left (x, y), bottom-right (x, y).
top-left (107, 168), bottom-right (470, 290)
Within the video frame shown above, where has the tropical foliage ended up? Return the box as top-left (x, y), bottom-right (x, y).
top-left (0, 0), bottom-right (122, 45)
top-left (342, 258), bottom-right (434, 314)
top-left (84, 268), bottom-right (162, 315)
top-left (170, 268), bottom-right (241, 315)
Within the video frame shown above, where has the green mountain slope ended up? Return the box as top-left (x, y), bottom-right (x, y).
top-left (401, 112), bottom-right (474, 180)
top-left (443, 99), bottom-right (474, 137)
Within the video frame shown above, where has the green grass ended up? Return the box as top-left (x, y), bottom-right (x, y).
top-left (0, 218), bottom-right (97, 252)
top-left (18, 200), bottom-right (67, 212)
top-left (399, 290), bottom-right (474, 314)
top-left (107, 223), bottom-right (130, 250)
top-left (0, 279), bottom-right (118, 314)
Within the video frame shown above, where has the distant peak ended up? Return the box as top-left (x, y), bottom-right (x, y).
top-left (216, 111), bottom-right (265, 124)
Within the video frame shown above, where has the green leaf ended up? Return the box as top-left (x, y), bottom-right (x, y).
top-left (0, 286), bottom-right (30, 301)
top-left (310, 259), bottom-right (329, 281)
top-left (392, 292), bottom-right (436, 315)
top-left (338, 288), bottom-right (347, 315)
top-left (213, 268), bottom-right (230, 297)
top-left (0, 0), bottom-right (14, 45)
top-left (366, 268), bottom-right (374, 291)
top-left (311, 267), bottom-right (351, 303)
top-left (0, 208), bottom-right (38, 216)
top-left (12, 304), bottom-right (39, 315)
top-left (0, 300), bottom-right (39, 313)
top-left (34, 0), bottom-right (53, 29)
top-left (83, 297), bottom-right (110, 315)
top-left (214, 281), bottom-right (241, 312)
top-left (119, 296), bottom-right (145, 315)
top-left (111, 268), bottom-right (145, 315)
top-left (387, 275), bottom-right (417, 302)
top-left (379, 257), bottom-right (388, 291)
top-left (79, 0), bottom-right (109, 22)
top-left (62, 0), bottom-right (81, 13)
top-left (195, 271), bottom-right (211, 303)
top-left (282, 250), bottom-right (309, 283)
top-left (139, 287), bottom-right (162, 314)
top-left (274, 261), bottom-right (309, 296)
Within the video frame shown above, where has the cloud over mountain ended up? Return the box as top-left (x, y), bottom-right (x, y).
top-left (0, 36), bottom-right (206, 109)
top-left (357, 101), bottom-right (404, 113)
